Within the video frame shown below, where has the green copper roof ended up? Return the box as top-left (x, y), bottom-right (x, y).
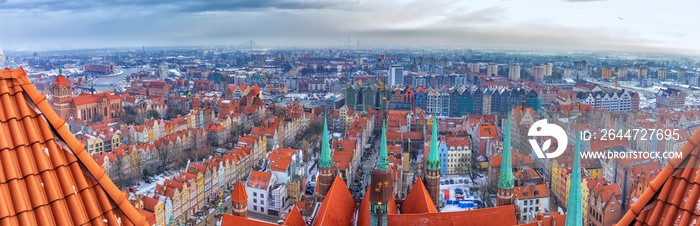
top-left (497, 112), bottom-right (514, 190)
top-left (565, 122), bottom-right (583, 226)
top-left (377, 121), bottom-right (389, 170)
top-left (319, 116), bottom-right (333, 168)
top-left (427, 115), bottom-right (440, 170)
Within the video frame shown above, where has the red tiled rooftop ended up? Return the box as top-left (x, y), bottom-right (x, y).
top-left (400, 178), bottom-right (437, 214)
top-left (231, 181), bottom-right (247, 202)
top-left (282, 205), bottom-right (306, 226)
top-left (52, 75), bottom-right (70, 85)
top-left (220, 213), bottom-right (276, 226)
top-left (387, 205), bottom-right (517, 226)
top-left (313, 175), bottom-right (357, 226)
top-left (247, 171), bottom-right (272, 190)
top-left (616, 127), bottom-right (700, 226)
top-left (0, 68), bottom-right (146, 225)
top-left (514, 184), bottom-right (550, 200)
top-left (516, 212), bottom-right (566, 226)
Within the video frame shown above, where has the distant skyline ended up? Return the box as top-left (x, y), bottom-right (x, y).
top-left (0, 0), bottom-right (698, 54)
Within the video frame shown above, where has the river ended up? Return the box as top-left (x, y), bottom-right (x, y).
top-left (91, 67), bottom-right (138, 92)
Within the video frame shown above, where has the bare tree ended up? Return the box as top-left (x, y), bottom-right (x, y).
top-left (157, 146), bottom-right (171, 171)
top-left (127, 149), bottom-right (145, 181)
top-left (301, 139), bottom-right (310, 162)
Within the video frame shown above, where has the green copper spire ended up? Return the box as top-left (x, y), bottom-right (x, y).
top-left (427, 115), bottom-right (440, 170)
top-left (319, 116), bottom-right (333, 168)
top-left (565, 122), bottom-right (583, 226)
top-left (59, 66), bottom-right (62, 76)
top-left (377, 121), bottom-right (389, 170)
top-left (497, 112), bottom-right (514, 190)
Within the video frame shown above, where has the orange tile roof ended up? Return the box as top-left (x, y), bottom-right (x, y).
top-left (332, 151), bottom-right (353, 171)
top-left (478, 124), bottom-right (498, 138)
top-left (247, 171), bottom-right (272, 190)
top-left (220, 213), bottom-right (277, 226)
top-left (52, 75), bottom-right (70, 85)
top-left (0, 68), bottom-right (146, 225)
top-left (282, 205), bottom-right (306, 226)
top-left (387, 205), bottom-right (517, 225)
top-left (516, 212), bottom-right (567, 226)
top-left (138, 208), bottom-right (155, 225)
top-left (616, 127), bottom-right (700, 226)
top-left (514, 184), bottom-right (550, 199)
top-left (142, 196), bottom-right (159, 212)
top-left (231, 181), bottom-right (248, 202)
top-left (313, 175), bottom-right (357, 226)
top-left (400, 177), bottom-right (437, 214)
top-left (72, 91), bottom-right (119, 106)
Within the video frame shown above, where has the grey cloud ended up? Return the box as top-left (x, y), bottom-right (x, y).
top-left (351, 24), bottom-right (694, 54)
top-left (0, 0), bottom-right (359, 13)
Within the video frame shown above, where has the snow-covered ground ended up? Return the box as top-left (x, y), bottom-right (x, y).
top-left (438, 174), bottom-right (489, 212)
top-left (131, 171), bottom-right (175, 196)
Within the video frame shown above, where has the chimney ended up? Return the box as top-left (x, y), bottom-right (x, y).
top-left (551, 216), bottom-right (556, 226)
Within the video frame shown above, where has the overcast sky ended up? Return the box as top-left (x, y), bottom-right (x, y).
top-left (0, 0), bottom-right (698, 54)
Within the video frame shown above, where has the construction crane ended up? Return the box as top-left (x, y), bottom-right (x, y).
top-left (266, 59), bottom-right (274, 79)
top-left (377, 55), bottom-right (397, 89)
top-left (614, 76), bottom-right (619, 92)
top-left (341, 61), bottom-right (355, 78)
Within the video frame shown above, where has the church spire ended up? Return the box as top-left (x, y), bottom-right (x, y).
top-left (565, 120), bottom-right (583, 226)
top-left (59, 66), bottom-right (62, 77)
top-left (427, 115), bottom-right (440, 170)
top-left (377, 121), bottom-right (389, 170)
top-left (498, 112), bottom-right (514, 190)
top-left (319, 116), bottom-right (332, 168)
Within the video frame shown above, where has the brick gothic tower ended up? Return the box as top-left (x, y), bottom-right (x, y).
top-left (424, 115), bottom-right (441, 210)
top-left (317, 116), bottom-right (334, 197)
top-left (51, 66), bottom-right (72, 118)
top-left (231, 181), bottom-right (248, 218)
top-left (497, 112), bottom-right (514, 207)
top-left (370, 122), bottom-right (392, 226)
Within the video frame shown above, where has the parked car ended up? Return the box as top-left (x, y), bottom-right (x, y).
top-left (128, 187), bottom-right (136, 193)
top-left (440, 181), bottom-right (445, 185)
top-left (450, 179), bottom-right (454, 184)
top-left (458, 179), bottom-right (463, 184)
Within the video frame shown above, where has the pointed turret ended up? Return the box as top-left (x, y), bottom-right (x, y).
top-left (377, 121), bottom-right (389, 170)
top-left (230, 181), bottom-right (248, 218)
top-left (565, 122), bottom-right (583, 226)
top-left (427, 116), bottom-right (440, 170)
top-left (497, 112), bottom-right (514, 207)
top-left (316, 116), bottom-right (334, 197)
top-left (319, 116), bottom-right (332, 168)
top-left (498, 113), bottom-right (514, 190)
top-left (424, 115), bottom-right (441, 210)
top-left (51, 66), bottom-right (71, 119)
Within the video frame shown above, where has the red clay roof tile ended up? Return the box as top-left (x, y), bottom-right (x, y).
top-left (231, 181), bottom-right (248, 202)
top-left (388, 205), bottom-right (517, 226)
top-left (220, 213), bottom-right (277, 226)
top-left (400, 178), bottom-right (437, 214)
top-left (0, 68), bottom-right (146, 225)
top-left (313, 175), bottom-right (356, 226)
top-left (617, 127), bottom-right (700, 226)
